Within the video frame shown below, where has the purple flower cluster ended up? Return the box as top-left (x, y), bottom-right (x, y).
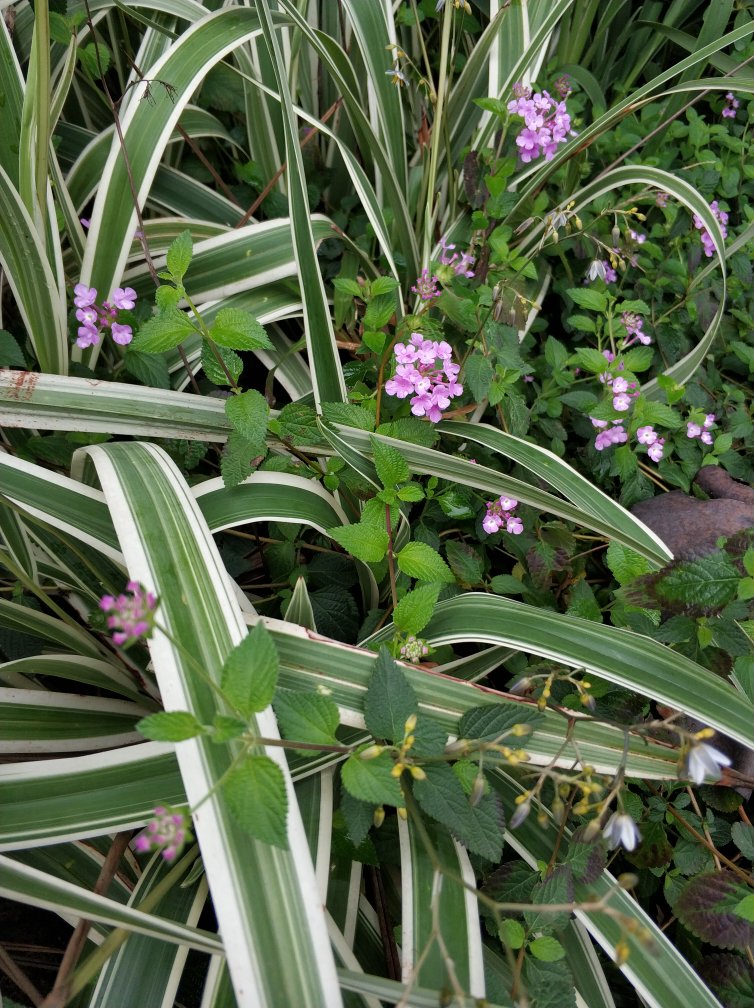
top-left (687, 413), bottom-right (715, 446)
top-left (591, 418), bottom-right (628, 452)
top-left (100, 580), bottom-right (157, 646)
top-left (400, 635), bottom-right (430, 663)
top-left (436, 238), bottom-right (475, 278)
top-left (636, 425), bottom-right (665, 462)
top-left (507, 83), bottom-right (574, 163)
top-left (384, 334), bottom-right (462, 422)
top-left (411, 268), bottom-right (441, 301)
top-left (134, 806), bottom-right (192, 862)
top-left (722, 92), bottom-right (740, 119)
top-left (482, 495), bottom-right (523, 536)
top-left (693, 200), bottom-right (728, 258)
top-left (621, 312), bottom-right (652, 348)
top-left (74, 283), bottom-right (137, 348)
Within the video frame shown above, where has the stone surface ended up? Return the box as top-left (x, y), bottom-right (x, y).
top-left (631, 470), bottom-right (754, 558)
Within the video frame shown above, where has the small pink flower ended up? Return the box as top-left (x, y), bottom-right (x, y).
top-left (134, 805), bottom-right (192, 862)
top-left (647, 439), bottom-right (665, 463)
top-left (612, 377), bottom-right (629, 394)
top-left (506, 516), bottom-right (523, 534)
top-left (111, 322), bottom-right (133, 346)
top-left (636, 426), bottom-right (657, 445)
top-left (613, 393), bottom-right (631, 412)
top-left (687, 422), bottom-right (702, 438)
top-left (700, 430), bottom-right (713, 445)
top-left (111, 287), bottom-right (137, 310)
top-left (76, 324), bottom-right (100, 349)
top-left (73, 284), bottom-right (97, 308)
top-left (100, 581), bottom-right (157, 646)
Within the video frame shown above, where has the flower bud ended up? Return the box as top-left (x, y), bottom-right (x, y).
top-left (409, 765), bottom-right (426, 781)
top-left (359, 745), bottom-right (384, 760)
top-left (404, 713), bottom-right (417, 734)
top-left (373, 805), bottom-right (385, 828)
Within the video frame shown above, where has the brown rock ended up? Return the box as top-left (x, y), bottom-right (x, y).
top-left (631, 471), bottom-right (754, 558)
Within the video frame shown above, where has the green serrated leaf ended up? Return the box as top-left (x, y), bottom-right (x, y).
top-left (370, 276), bottom-right (399, 297)
top-left (332, 277), bottom-right (362, 298)
top-left (273, 690), bottom-right (340, 752)
top-left (133, 309), bottom-right (196, 353)
top-left (529, 936), bottom-right (566, 962)
top-left (566, 287), bottom-right (607, 312)
top-left (122, 349), bottom-right (171, 389)
top-left (413, 763), bottom-right (504, 861)
top-left (211, 714), bottom-right (247, 743)
top-left (445, 540), bottom-right (484, 586)
top-left (622, 346), bottom-right (655, 372)
top-left (676, 871), bottom-right (754, 949)
top-left (201, 340), bottom-right (242, 387)
top-left (396, 542), bottom-right (454, 582)
top-left (220, 431), bottom-right (264, 489)
top-left (397, 482), bottom-right (425, 502)
top-left (571, 347), bottom-right (612, 373)
top-left (363, 291), bottom-right (397, 330)
top-left (274, 402), bottom-right (320, 446)
top-left (0, 330), bottom-right (26, 368)
top-left (524, 865), bottom-right (574, 936)
top-left (223, 755), bottom-right (288, 849)
top-left (370, 436), bottom-right (410, 488)
top-left (225, 389), bottom-right (269, 443)
top-left (735, 894), bottom-right (754, 922)
top-left (339, 790), bottom-right (375, 848)
top-left (364, 646), bottom-right (418, 744)
top-left (155, 285), bottom-right (182, 311)
top-left (165, 229), bottom-right (193, 283)
top-left (221, 622), bottom-right (279, 718)
top-left (322, 403), bottom-right (375, 431)
top-left (498, 918), bottom-right (525, 949)
top-left (341, 748), bottom-right (404, 807)
top-left (209, 309), bottom-right (273, 351)
top-left (136, 710), bottom-right (204, 742)
top-left (605, 542), bottom-right (652, 585)
top-left (464, 352), bottom-right (494, 402)
top-left (392, 583), bottom-right (441, 635)
top-left (328, 522), bottom-right (389, 564)
top-left (490, 574), bottom-right (525, 595)
top-left (458, 703), bottom-right (542, 743)
top-left (376, 418), bottom-right (439, 448)
top-left (731, 822), bottom-right (754, 860)
top-left (78, 41), bottom-right (111, 79)
top-left (523, 956), bottom-right (577, 1008)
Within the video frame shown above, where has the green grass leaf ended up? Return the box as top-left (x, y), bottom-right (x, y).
top-left (221, 622), bottom-right (279, 718)
top-left (223, 755), bottom-right (288, 850)
top-left (136, 711), bottom-right (205, 742)
top-left (396, 542), bottom-right (454, 583)
top-left (363, 647), bottom-right (418, 744)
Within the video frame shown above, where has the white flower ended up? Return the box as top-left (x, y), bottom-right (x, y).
top-left (587, 259), bottom-right (607, 282)
top-left (602, 812), bottom-right (641, 852)
top-left (683, 742), bottom-right (732, 785)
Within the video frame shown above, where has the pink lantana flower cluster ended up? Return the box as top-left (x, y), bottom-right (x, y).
top-left (411, 269), bottom-right (441, 301)
top-left (687, 413), bottom-right (716, 446)
top-left (384, 334), bottom-right (462, 422)
top-left (507, 82), bottom-right (574, 163)
top-left (722, 92), bottom-right (740, 119)
top-left (134, 806), bottom-right (192, 862)
top-left (621, 312), bottom-right (652, 348)
top-left (73, 283), bottom-right (137, 348)
top-left (636, 425), bottom-right (665, 463)
top-left (436, 238), bottom-right (475, 278)
top-left (482, 495), bottom-right (523, 536)
top-left (693, 200), bottom-right (728, 258)
top-left (100, 580), bottom-right (157, 646)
